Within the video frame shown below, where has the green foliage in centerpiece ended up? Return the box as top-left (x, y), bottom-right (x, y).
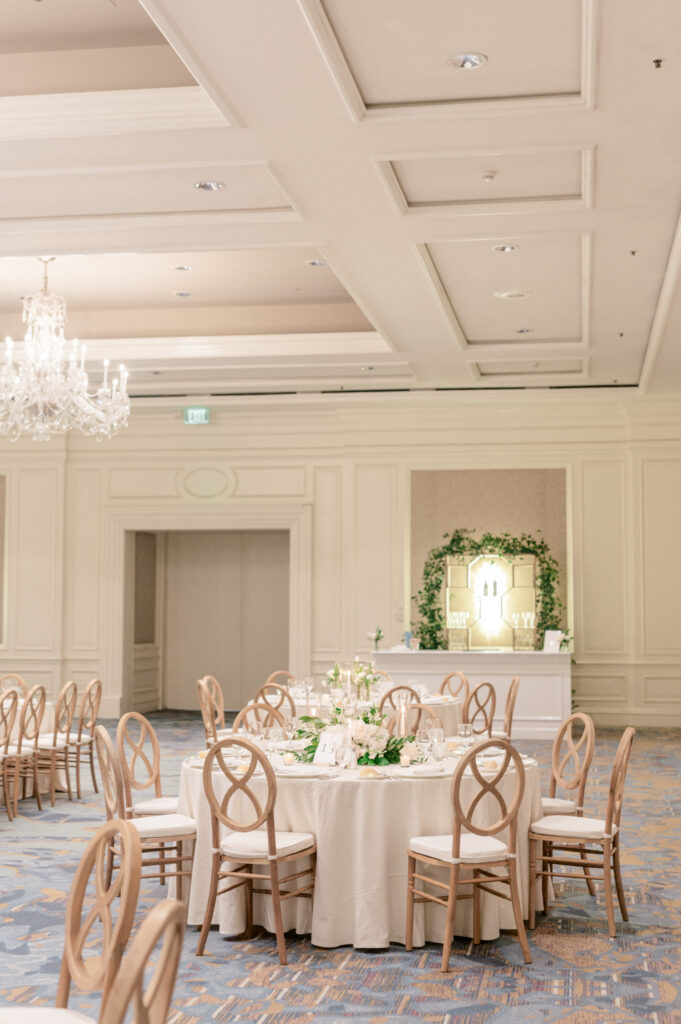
top-left (413, 528), bottom-right (563, 651)
top-left (293, 705), bottom-right (414, 765)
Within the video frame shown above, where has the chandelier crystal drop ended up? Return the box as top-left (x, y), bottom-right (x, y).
top-left (0, 258), bottom-right (129, 441)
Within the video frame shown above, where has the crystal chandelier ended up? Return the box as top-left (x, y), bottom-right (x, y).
top-left (0, 258), bottom-right (129, 441)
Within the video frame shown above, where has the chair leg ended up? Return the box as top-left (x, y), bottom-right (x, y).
top-left (175, 841), bottom-right (183, 903)
top-left (196, 854), bottom-right (221, 956)
top-left (269, 860), bottom-right (288, 966)
top-left (579, 843), bottom-right (596, 897)
top-left (472, 870), bottom-right (481, 947)
top-left (33, 759), bottom-right (42, 811)
top-left (541, 840), bottom-right (550, 912)
top-left (613, 846), bottom-right (628, 921)
top-left (528, 837), bottom-right (538, 930)
top-left (75, 746), bottom-right (82, 800)
top-left (13, 761), bottom-right (20, 817)
top-left (159, 843), bottom-right (166, 886)
top-left (62, 750), bottom-right (73, 802)
top-left (89, 747), bottom-right (98, 793)
top-left (602, 841), bottom-right (616, 938)
top-left (441, 864), bottom-right (459, 973)
top-left (3, 762), bottom-right (13, 821)
top-left (50, 751), bottom-right (56, 808)
top-left (245, 874), bottom-right (254, 939)
top-left (405, 854), bottom-right (415, 951)
top-left (508, 859), bottom-right (532, 964)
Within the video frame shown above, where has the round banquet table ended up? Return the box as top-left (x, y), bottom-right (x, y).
top-left (178, 752), bottom-right (542, 949)
top-left (291, 694), bottom-right (462, 737)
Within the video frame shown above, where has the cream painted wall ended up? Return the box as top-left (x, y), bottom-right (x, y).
top-left (163, 530), bottom-right (289, 711)
top-left (0, 392), bottom-right (679, 727)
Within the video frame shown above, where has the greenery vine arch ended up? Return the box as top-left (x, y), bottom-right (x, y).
top-left (413, 528), bottom-right (563, 650)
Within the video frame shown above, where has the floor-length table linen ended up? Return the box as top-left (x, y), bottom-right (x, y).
top-left (178, 755), bottom-right (541, 949)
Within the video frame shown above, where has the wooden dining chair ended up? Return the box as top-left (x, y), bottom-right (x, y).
top-left (0, 673), bottom-right (27, 697)
top-left (233, 701), bottom-right (286, 734)
top-left (196, 736), bottom-right (317, 965)
top-left (0, 690), bottom-right (18, 820)
top-left (492, 676), bottom-right (520, 741)
top-left (386, 702), bottom-right (445, 737)
top-left (4, 683), bottom-right (46, 816)
top-left (95, 725), bottom-right (196, 900)
top-left (101, 899), bottom-right (185, 1024)
top-left (253, 681), bottom-right (296, 718)
top-left (116, 711), bottom-right (178, 817)
top-left (463, 682), bottom-right (496, 737)
top-left (374, 669), bottom-right (392, 681)
top-left (378, 684), bottom-right (420, 716)
top-left (406, 737), bottom-right (531, 970)
top-left (439, 671), bottom-right (469, 702)
top-left (69, 678), bottom-right (102, 798)
top-left (197, 677), bottom-right (226, 748)
top-left (265, 670), bottom-right (296, 688)
top-left (37, 679), bottom-right (78, 806)
top-left (200, 674), bottom-right (225, 730)
top-left (529, 726), bottom-right (636, 938)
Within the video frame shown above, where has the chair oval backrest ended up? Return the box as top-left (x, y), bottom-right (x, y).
top-left (0, 690), bottom-right (18, 753)
top-left (265, 670), bottom-right (296, 688)
top-left (197, 678), bottom-right (219, 748)
top-left (57, 818), bottom-right (141, 1012)
top-left (378, 685), bottom-right (420, 715)
top-left (77, 679), bottom-right (102, 741)
top-left (54, 680), bottom-right (78, 742)
top-left (95, 725), bottom-right (127, 821)
top-left (18, 684), bottom-right (46, 751)
top-left (451, 738), bottom-right (525, 856)
top-left (502, 676), bottom-right (520, 738)
top-left (374, 669), bottom-right (392, 681)
top-left (386, 702), bottom-right (444, 736)
top-left (463, 682), bottom-right (496, 736)
top-left (253, 681), bottom-right (295, 718)
top-left (101, 899), bottom-right (185, 1024)
top-left (0, 673), bottom-right (27, 697)
top-left (605, 726), bottom-right (636, 835)
top-left (439, 671), bottom-right (469, 702)
top-left (549, 711), bottom-right (595, 808)
top-left (116, 712), bottom-right (162, 811)
top-left (233, 702), bottom-right (286, 734)
top-left (203, 736), bottom-right (277, 838)
top-left (200, 675), bottom-right (225, 730)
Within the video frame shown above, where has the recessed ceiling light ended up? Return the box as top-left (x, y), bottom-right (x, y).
top-left (494, 290), bottom-right (531, 300)
top-left (307, 259), bottom-right (326, 267)
top-left (492, 244), bottom-right (518, 254)
top-left (361, 365), bottom-right (374, 372)
top-left (194, 180), bottom-right (224, 191)
top-left (173, 265), bottom-right (193, 272)
top-left (448, 53), bottom-right (488, 70)
top-left (481, 170), bottom-right (497, 183)
top-left (174, 291), bottom-right (192, 298)
top-left (516, 328), bottom-right (534, 334)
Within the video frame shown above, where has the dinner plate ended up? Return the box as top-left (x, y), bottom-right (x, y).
top-left (391, 766), bottom-right (446, 779)
top-left (276, 765), bottom-right (334, 779)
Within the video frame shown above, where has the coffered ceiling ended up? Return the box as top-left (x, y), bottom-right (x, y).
top-left (0, 0), bottom-right (680, 399)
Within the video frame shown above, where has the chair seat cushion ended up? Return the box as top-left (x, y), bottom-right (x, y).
top-left (133, 795), bottom-right (178, 815)
top-left (37, 732), bottom-right (70, 750)
top-left (409, 832), bottom-right (509, 864)
top-left (530, 814), bottom-right (619, 840)
top-left (4, 745), bottom-right (33, 758)
top-left (220, 830), bottom-right (314, 861)
top-left (0, 1011), bottom-right (96, 1023)
top-left (541, 796), bottom-right (577, 816)
top-left (491, 729), bottom-right (509, 741)
top-left (131, 812), bottom-right (196, 839)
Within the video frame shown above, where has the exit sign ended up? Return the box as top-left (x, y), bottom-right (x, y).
top-left (183, 406), bottom-right (211, 426)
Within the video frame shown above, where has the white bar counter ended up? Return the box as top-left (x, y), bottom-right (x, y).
top-left (373, 650), bottom-right (571, 740)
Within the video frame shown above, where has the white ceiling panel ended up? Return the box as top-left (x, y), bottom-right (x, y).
top-left (320, 0), bottom-right (582, 106)
top-left (390, 149), bottom-right (584, 208)
top-left (0, 0), bottom-right (164, 53)
top-left (426, 236), bottom-right (584, 343)
top-left (476, 359), bottom-right (584, 377)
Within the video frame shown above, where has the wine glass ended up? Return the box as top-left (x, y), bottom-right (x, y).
top-left (457, 723), bottom-right (473, 750)
top-left (415, 728), bottom-right (431, 762)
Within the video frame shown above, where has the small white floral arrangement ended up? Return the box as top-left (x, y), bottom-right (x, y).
top-left (367, 626), bottom-right (384, 651)
top-left (296, 705), bottom-right (412, 765)
top-left (326, 660), bottom-right (380, 699)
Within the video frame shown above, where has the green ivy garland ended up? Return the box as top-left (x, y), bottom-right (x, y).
top-left (413, 528), bottom-right (563, 651)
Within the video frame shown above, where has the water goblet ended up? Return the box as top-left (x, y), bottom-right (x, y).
top-left (457, 723), bottom-right (473, 750)
top-left (415, 728), bottom-right (431, 762)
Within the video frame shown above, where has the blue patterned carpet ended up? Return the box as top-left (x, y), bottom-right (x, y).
top-left (0, 714), bottom-right (679, 1023)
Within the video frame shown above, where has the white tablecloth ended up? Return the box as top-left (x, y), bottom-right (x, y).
top-left (178, 753), bottom-right (542, 949)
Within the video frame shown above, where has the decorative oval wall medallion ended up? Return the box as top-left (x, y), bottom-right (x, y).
top-left (180, 467), bottom-right (235, 499)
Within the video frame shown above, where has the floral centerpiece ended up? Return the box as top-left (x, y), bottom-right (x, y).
top-left (326, 660), bottom-right (381, 700)
top-left (294, 705), bottom-right (413, 766)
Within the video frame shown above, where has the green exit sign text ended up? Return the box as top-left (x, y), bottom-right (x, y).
top-left (183, 406), bottom-right (211, 426)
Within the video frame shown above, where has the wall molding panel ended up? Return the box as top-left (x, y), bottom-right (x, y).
top-left (1, 396), bottom-right (681, 724)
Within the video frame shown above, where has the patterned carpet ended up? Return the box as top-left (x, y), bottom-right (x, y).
top-left (0, 713), bottom-right (679, 1023)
